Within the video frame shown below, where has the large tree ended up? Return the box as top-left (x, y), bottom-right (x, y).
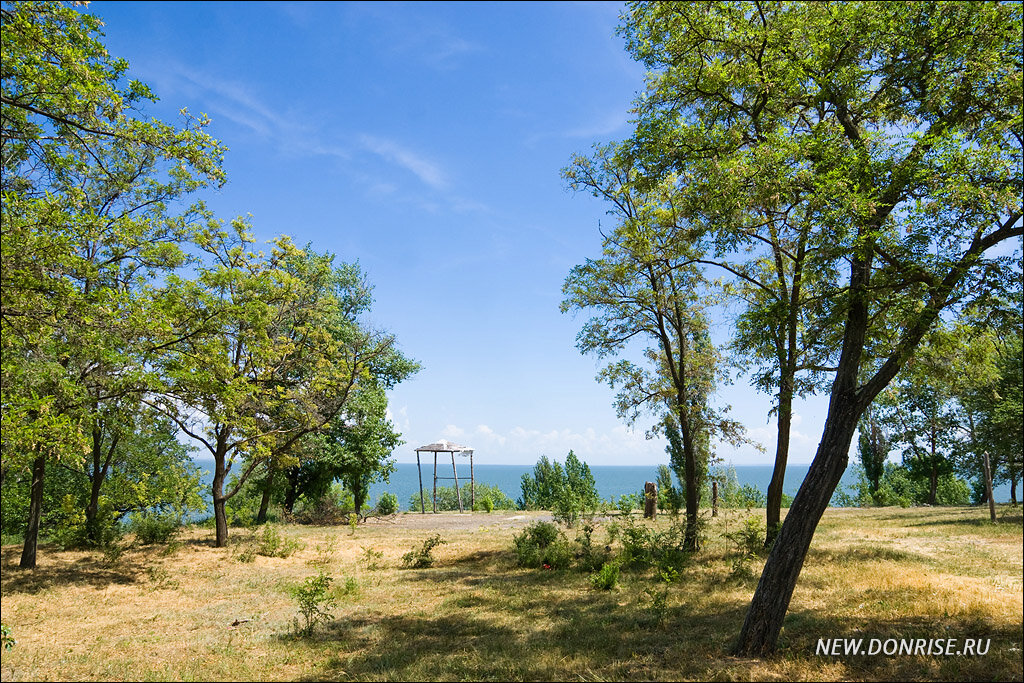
top-left (562, 150), bottom-right (747, 550)
top-left (617, 1), bottom-right (1022, 654)
top-left (1, 1), bottom-right (224, 567)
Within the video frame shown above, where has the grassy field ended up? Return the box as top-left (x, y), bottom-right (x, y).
top-left (1, 505), bottom-right (1021, 681)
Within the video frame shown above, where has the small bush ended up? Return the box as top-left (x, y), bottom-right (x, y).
top-left (512, 521), bottom-right (572, 570)
top-left (360, 545), bottom-right (384, 571)
top-left (575, 523), bottom-right (609, 572)
top-left (590, 561), bottom-right (620, 590)
top-left (619, 518), bottom-right (690, 574)
top-left (375, 492), bottom-right (399, 516)
top-left (130, 511), bottom-right (182, 545)
top-left (476, 495), bottom-right (494, 513)
top-left (725, 516), bottom-right (765, 579)
top-left (255, 524), bottom-right (303, 558)
top-left (291, 572), bottom-right (336, 636)
top-left (401, 534), bottom-right (447, 569)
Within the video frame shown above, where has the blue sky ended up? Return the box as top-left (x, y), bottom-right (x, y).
top-left (90, 1), bottom-right (830, 467)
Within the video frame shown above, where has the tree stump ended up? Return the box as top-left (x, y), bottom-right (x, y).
top-left (644, 481), bottom-right (657, 519)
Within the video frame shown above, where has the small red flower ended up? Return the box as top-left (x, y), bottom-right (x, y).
top-left (542, 563), bottom-right (552, 570)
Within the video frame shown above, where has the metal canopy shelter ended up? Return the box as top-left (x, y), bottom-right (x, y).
top-left (414, 440), bottom-right (475, 513)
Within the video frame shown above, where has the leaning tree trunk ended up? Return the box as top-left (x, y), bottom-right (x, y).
top-left (735, 401), bottom-right (859, 655)
top-left (20, 453), bottom-right (47, 569)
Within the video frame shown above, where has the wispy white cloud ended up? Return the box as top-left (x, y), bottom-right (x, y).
top-left (564, 109), bottom-right (629, 139)
top-left (137, 62), bottom-right (350, 161)
top-left (359, 135), bottom-right (448, 190)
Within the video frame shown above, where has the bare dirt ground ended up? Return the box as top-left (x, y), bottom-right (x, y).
top-left (362, 509), bottom-right (556, 531)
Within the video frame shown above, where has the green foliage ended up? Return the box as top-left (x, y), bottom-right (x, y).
top-left (408, 482), bottom-right (516, 512)
top-left (128, 511), bottom-right (182, 545)
top-left (656, 465), bottom-right (683, 515)
top-left (574, 523), bottom-right (610, 573)
top-left (291, 572), bottom-right (336, 637)
top-left (618, 518), bottom-right (691, 575)
top-left (400, 534), bottom-right (446, 569)
top-left (476, 496), bottom-right (494, 513)
top-left (732, 485), bottom-right (766, 509)
top-left (254, 525), bottom-right (303, 559)
top-left (375, 492), bottom-right (399, 517)
top-left (512, 521), bottom-right (572, 570)
top-left (518, 451), bottom-right (599, 516)
top-left (616, 493), bottom-right (640, 517)
top-left (1, 623), bottom-right (14, 650)
top-left (360, 546), bottom-right (384, 571)
top-left (589, 561), bottom-right (621, 590)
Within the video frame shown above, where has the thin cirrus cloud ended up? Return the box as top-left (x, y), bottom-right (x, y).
top-left (358, 134), bottom-right (449, 190)
top-left (137, 63), bottom-right (459, 194)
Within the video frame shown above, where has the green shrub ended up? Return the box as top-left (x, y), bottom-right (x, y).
top-left (476, 495), bottom-right (494, 513)
top-left (725, 516), bottom-right (765, 557)
top-left (129, 510), bottom-right (182, 545)
top-left (255, 524), bottom-right (303, 558)
top-left (935, 474), bottom-right (971, 505)
top-left (512, 521), bottom-right (573, 570)
top-left (725, 516), bottom-right (765, 579)
top-left (575, 523), bottom-right (609, 572)
top-left (291, 572), bottom-right (336, 636)
top-left (619, 518), bottom-right (690, 574)
top-left (375, 492), bottom-right (399, 516)
top-left (401, 534), bottom-right (446, 568)
top-left (589, 561), bottom-right (621, 590)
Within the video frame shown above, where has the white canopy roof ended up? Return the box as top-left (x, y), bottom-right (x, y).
top-left (415, 439), bottom-right (474, 455)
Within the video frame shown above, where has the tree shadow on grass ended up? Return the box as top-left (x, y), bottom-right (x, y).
top-left (907, 512), bottom-right (1023, 528)
top-left (0, 546), bottom-right (145, 594)
top-left (287, 548), bottom-right (1024, 682)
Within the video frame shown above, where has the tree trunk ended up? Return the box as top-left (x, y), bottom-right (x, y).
top-left (283, 466), bottom-right (300, 514)
top-left (680, 412), bottom-right (700, 551)
top-left (1011, 477), bottom-right (1018, 506)
top-left (256, 469), bottom-right (274, 525)
top-left (735, 402), bottom-right (858, 655)
top-left (765, 384), bottom-right (793, 548)
top-left (20, 453), bottom-right (47, 569)
top-left (928, 465), bottom-right (938, 506)
top-left (211, 441), bottom-right (229, 547)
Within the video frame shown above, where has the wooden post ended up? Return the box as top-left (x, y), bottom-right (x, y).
top-left (644, 481), bottom-right (657, 519)
top-left (470, 452), bottom-right (475, 512)
top-left (712, 480), bottom-right (719, 517)
top-left (416, 451), bottom-right (425, 514)
top-left (452, 452), bottom-right (463, 512)
top-left (983, 451), bottom-right (997, 523)
top-left (432, 452), bottom-right (438, 513)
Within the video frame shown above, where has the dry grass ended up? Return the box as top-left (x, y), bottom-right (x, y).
top-left (1, 506), bottom-right (1021, 681)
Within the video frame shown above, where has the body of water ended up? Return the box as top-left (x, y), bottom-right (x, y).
top-left (189, 459), bottom-right (1013, 513)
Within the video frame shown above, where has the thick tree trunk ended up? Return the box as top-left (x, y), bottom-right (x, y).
top-left (256, 469), bottom-right (274, 525)
top-left (20, 453), bottom-right (47, 569)
top-left (1011, 477), bottom-right (1018, 506)
top-left (765, 384), bottom-right (793, 548)
top-left (735, 402), bottom-right (859, 655)
top-left (680, 412), bottom-right (701, 551)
